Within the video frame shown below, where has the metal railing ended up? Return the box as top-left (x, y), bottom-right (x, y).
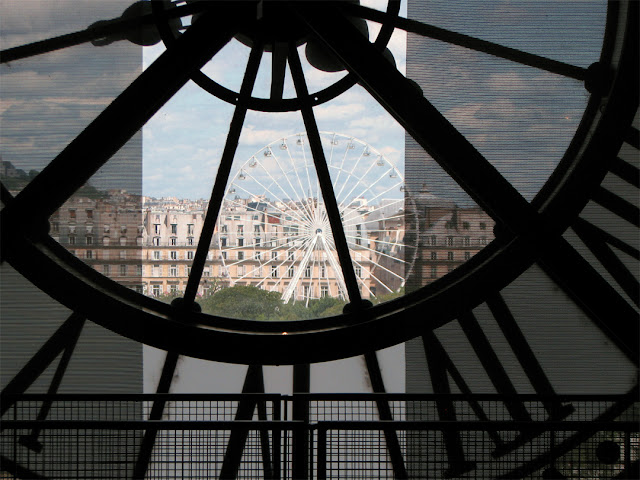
top-left (1, 394), bottom-right (637, 479)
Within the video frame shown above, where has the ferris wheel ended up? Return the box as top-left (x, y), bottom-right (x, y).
top-left (217, 132), bottom-right (416, 306)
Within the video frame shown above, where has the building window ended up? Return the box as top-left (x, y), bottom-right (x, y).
top-left (119, 250), bottom-right (126, 259)
top-left (188, 224), bottom-right (194, 235)
top-left (103, 264), bottom-right (110, 275)
top-left (238, 252), bottom-right (245, 260)
top-left (254, 225), bottom-right (261, 233)
top-left (86, 235), bottom-right (93, 245)
top-left (103, 236), bottom-right (110, 246)
top-left (430, 235), bottom-right (436, 246)
top-left (69, 209), bottom-right (76, 220)
top-left (480, 236), bottom-right (487, 245)
top-left (272, 251), bottom-right (278, 260)
top-left (448, 251), bottom-right (454, 261)
top-left (203, 266), bottom-right (210, 277)
top-left (86, 209), bottom-right (93, 220)
top-left (430, 252), bottom-right (437, 260)
top-left (185, 266), bottom-right (191, 276)
top-left (238, 238), bottom-right (244, 247)
top-left (153, 251), bottom-right (161, 260)
top-left (480, 222), bottom-right (487, 230)
top-left (464, 236), bottom-right (470, 246)
top-left (52, 222), bottom-right (59, 233)
top-left (169, 284), bottom-right (178, 294)
top-left (431, 266), bottom-right (437, 278)
top-left (237, 265), bottom-right (245, 276)
top-left (221, 225), bottom-right (228, 233)
top-left (321, 264), bottom-right (326, 277)
top-left (136, 265), bottom-right (143, 276)
top-left (170, 237), bottom-right (177, 246)
top-left (153, 237), bottom-right (160, 246)
top-left (321, 285), bottom-right (329, 297)
top-left (187, 237), bottom-right (194, 246)
top-left (462, 221), bottom-right (470, 229)
top-left (170, 251), bottom-right (178, 260)
top-left (447, 236), bottom-right (454, 246)
top-left (152, 285), bottom-right (161, 296)
top-left (355, 266), bottom-right (362, 277)
top-left (170, 265), bottom-right (178, 277)
top-left (220, 237), bottom-right (227, 247)
top-left (237, 225), bottom-right (244, 234)
top-left (187, 251), bottom-right (194, 260)
top-left (464, 251), bottom-right (471, 260)
top-left (288, 251), bottom-right (294, 261)
top-left (86, 250), bottom-right (93, 259)
top-left (304, 265), bottom-right (311, 278)
top-left (119, 236), bottom-right (126, 246)
top-left (69, 235), bottom-right (76, 245)
top-left (120, 265), bottom-right (127, 276)
top-left (171, 224), bottom-right (177, 234)
top-left (152, 265), bottom-right (160, 277)
top-left (303, 285), bottom-right (311, 299)
top-left (221, 251), bottom-right (227, 260)
top-left (154, 224), bottom-right (161, 234)
top-left (254, 252), bottom-right (261, 260)
top-left (287, 266), bottom-right (294, 278)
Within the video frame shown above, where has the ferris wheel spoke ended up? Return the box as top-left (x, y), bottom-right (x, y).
top-left (341, 194), bottom-right (404, 226)
top-left (223, 193), bottom-right (311, 231)
top-left (320, 239), bottom-right (349, 301)
top-left (304, 7), bottom-right (538, 235)
top-left (335, 151), bottom-right (375, 209)
top-left (341, 4), bottom-right (587, 81)
top-left (230, 172), bottom-right (311, 227)
top-left (183, 42), bottom-right (263, 304)
top-left (345, 239), bottom-right (408, 267)
top-left (284, 142), bottom-right (317, 220)
top-left (340, 169), bottom-right (401, 214)
top-left (264, 145), bottom-right (315, 222)
top-left (268, 149), bottom-right (316, 222)
top-left (345, 234), bottom-right (405, 257)
top-left (332, 139), bottom-right (363, 196)
top-left (298, 138), bottom-right (318, 213)
top-left (351, 257), bottom-right (390, 296)
top-left (289, 44), bottom-right (363, 305)
top-left (3, 11), bottom-right (241, 226)
top-left (282, 236), bottom-right (318, 303)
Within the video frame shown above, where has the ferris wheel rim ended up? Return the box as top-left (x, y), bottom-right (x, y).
top-left (219, 132), bottom-right (413, 310)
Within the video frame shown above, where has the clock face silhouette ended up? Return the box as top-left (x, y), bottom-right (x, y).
top-left (0, 0), bottom-right (637, 478)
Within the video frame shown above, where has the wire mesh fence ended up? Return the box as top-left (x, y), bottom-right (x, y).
top-left (1, 394), bottom-right (637, 479)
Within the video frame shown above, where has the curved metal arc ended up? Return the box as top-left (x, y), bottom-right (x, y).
top-left (0, 2), bottom-right (206, 63)
top-left (340, 3), bottom-right (588, 81)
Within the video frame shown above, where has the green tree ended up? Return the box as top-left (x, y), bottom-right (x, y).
top-left (200, 285), bottom-right (285, 320)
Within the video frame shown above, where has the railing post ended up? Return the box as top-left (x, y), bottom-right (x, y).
top-left (317, 426), bottom-right (327, 480)
top-left (273, 397), bottom-right (282, 480)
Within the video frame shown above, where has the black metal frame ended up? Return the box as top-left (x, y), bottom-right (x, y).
top-left (0, 0), bottom-right (637, 365)
top-left (1, 393), bottom-right (638, 479)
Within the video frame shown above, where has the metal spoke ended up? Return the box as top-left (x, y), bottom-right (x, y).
top-left (184, 42), bottom-right (263, 304)
top-left (288, 44), bottom-right (363, 304)
top-left (341, 4), bottom-right (587, 81)
top-left (271, 42), bottom-right (288, 101)
top-left (2, 9), bottom-right (245, 227)
top-left (0, 2), bottom-right (206, 63)
top-left (301, 7), bottom-right (537, 235)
